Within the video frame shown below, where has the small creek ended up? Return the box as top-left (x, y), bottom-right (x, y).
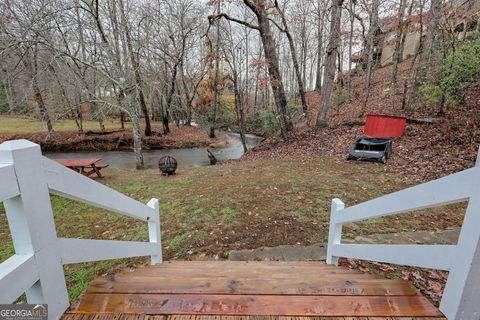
top-left (45, 132), bottom-right (262, 169)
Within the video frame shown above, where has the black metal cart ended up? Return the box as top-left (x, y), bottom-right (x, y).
top-left (347, 137), bottom-right (393, 163)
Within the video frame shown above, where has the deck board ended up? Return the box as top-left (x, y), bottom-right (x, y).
top-left (67, 261), bottom-right (444, 318)
top-left (62, 315), bottom-right (445, 320)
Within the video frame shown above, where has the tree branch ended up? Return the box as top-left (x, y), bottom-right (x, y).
top-left (243, 0), bottom-right (261, 16)
top-left (208, 13), bottom-right (260, 31)
top-left (268, 18), bottom-right (286, 33)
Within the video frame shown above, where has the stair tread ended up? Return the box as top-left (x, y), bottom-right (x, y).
top-left (69, 261), bottom-right (443, 318)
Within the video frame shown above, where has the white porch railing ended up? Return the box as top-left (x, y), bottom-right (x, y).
top-left (327, 148), bottom-right (480, 320)
top-left (0, 140), bottom-right (162, 319)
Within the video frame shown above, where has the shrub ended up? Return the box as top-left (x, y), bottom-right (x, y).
top-left (422, 38), bottom-right (480, 105)
top-left (246, 109), bottom-right (279, 134)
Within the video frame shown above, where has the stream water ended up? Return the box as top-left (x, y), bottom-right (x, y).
top-left (45, 132), bottom-right (263, 169)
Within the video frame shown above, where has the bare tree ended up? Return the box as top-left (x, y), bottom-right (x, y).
top-left (347, 0), bottom-right (357, 99)
top-left (424, 0), bottom-right (443, 55)
top-left (272, 0), bottom-right (308, 116)
top-left (315, 0), bottom-right (326, 91)
top-left (223, 21), bottom-right (248, 152)
top-left (316, 0), bottom-right (344, 127)
top-left (30, 43), bottom-right (54, 132)
top-left (210, 0), bottom-right (294, 140)
top-left (118, 0), bottom-right (152, 136)
top-left (80, 0), bottom-right (145, 168)
top-left (210, 0), bottom-right (222, 138)
top-left (391, 0), bottom-right (408, 83)
top-left (360, 0), bottom-right (380, 117)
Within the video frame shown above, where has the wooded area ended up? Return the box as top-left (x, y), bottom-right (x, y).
top-left (0, 0), bottom-right (479, 168)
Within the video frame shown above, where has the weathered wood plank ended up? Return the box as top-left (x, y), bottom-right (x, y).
top-left (62, 315), bottom-right (446, 320)
top-left (65, 262), bottom-right (442, 318)
top-left (120, 261), bottom-right (373, 275)
top-left (87, 276), bottom-right (417, 296)
top-left (69, 294), bottom-right (443, 317)
top-left (85, 261), bottom-right (417, 296)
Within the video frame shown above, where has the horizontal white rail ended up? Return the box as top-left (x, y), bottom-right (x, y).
top-left (0, 164), bottom-right (20, 201)
top-left (335, 166), bottom-right (479, 224)
top-left (58, 238), bottom-right (159, 264)
top-left (332, 244), bottom-right (455, 270)
top-left (0, 140), bottom-right (162, 320)
top-left (43, 157), bottom-right (156, 221)
top-left (327, 146), bottom-right (480, 320)
top-left (0, 254), bottom-right (39, 303)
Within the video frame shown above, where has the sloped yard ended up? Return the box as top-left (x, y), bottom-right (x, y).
top-left (0, 155), bottom-right (466, 301)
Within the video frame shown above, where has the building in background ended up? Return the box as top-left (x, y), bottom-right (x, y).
top-left (352, 0), bottom-right (480, 68)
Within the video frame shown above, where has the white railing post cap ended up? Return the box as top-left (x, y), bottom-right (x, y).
top-left (0, 139), bottom-right (40, 151)
top-left (332, 198), bottom-right (344, 207)
top-left (147, 198), bottom-right (160, 209)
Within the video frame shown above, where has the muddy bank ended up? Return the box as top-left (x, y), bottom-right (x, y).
top-left (0, 125), bottom-right (221, 152)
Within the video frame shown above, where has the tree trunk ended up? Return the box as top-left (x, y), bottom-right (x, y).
top-left (360, 0), bottom-right (380, 117)
top-left (128, 93), bottom-right (145, 169)
top-left (315, 0), bottom-right (344, 127)
top-left (257, 13), bottom-right (293, 139)
top-left (31, 45), bottom-right (53, 132)
top-left (347, 1), bottom-right (355, 99)
top-left (118, 0), bottom-right (152, 136)
top-left (401, 0), bottom-right (425, 110)
top-left (165, 60), bottom-right (180, 134)
top-left (275, 2), bottom-right (308, 116)
top-left (254, 38), bottom-right (262, 108)
top-left (120, 111), bottom-right (125, 129)
top-left (90, 0), bottom-right (144, 168)
top-left (233, 75), bottom-right (248, 153)
top-left (424, 0), bottom-right (443, 55)
top-left (315, 1), bottom-right (325, 91)
top-left (162, 107), bottom-right (170, 134)
top-left (391, 0), bottom-right (407, 84)
top-left (211, 0), bottom-right (293, 139)
top-left (210, 0), bottom-right (222, 139)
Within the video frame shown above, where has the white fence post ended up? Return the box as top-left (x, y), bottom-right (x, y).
top-left (326, 198), bottom-right (344, 265)
top-left (147, 198), bottom-right (162, 264)
top-left (0, 140), bottom-right (69, 319)
top-left (440, 149), bottom-right (480, 320)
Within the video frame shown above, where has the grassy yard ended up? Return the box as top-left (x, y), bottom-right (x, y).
top-left (0, 116), bottom-right (129, 133)
top-left (0, 155), bottom-right (465, 302)
top-left (0, 116), bottom-right (145, 133)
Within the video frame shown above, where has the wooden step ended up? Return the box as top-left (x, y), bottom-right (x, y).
top-left (67, 261), bottom-right (444, 318)
top-left (62, 315), bottom-right (445, 320)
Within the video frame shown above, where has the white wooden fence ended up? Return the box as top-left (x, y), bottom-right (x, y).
top-left (0, 140), bottom-right (162, 319)
top-left (327, 148), bottom-right (480, 320)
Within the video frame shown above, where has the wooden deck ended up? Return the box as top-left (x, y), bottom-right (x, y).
top-left (65, 261), bottom-right (444, 319)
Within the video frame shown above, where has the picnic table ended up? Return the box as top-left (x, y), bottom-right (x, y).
top-left (54, 158), bottom-right (109, 178)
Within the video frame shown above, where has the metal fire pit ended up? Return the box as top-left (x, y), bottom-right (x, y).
top-left (159, 155), bottom-right (178, 176)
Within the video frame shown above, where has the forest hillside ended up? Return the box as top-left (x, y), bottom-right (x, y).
top-left (245, 57), bottom-right (480, 182)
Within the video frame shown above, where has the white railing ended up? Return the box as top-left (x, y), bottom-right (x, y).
top-left (0, 140), bottom-right (162, 319)
top-left (327, 147), bottom-right (480, 320)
